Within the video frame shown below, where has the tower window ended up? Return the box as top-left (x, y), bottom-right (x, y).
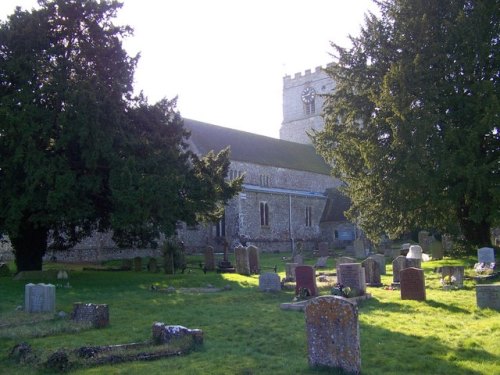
top-left (260, 174), bottom-right (270, 187)
top-left (260, 202), bottom-right (269, 226)
top-left (304, 100), bottom-right (315, 116)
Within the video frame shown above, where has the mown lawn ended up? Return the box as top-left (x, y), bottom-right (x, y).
top-left (0, 252), bottom-right (498, 374)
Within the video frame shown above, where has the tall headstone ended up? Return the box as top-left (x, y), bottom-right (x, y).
top-left (361, 258), bottom-right (382, 287)
top-left (476, 284), bottom-right (500, 311)
top-left (370, 254), bottom-right (386, 275)
top-left (477, 247), bottom-right (495, 264)
top-left (234, 246), bottom-right (250, 276)
top-left (392, 256), bottom-right (407, 283)
top-left (318, 242), bottom-right (329, 257)
top-left (337, 263), bottom-right (366, 294)
top-left (441, 266), bottom-right (465, 288)
top-left (442, 234), bottom-right (453, 253)
top-left (400, 268), bottom-right (426, 301)
top-left (204, 246), bottom-right (216, 271)
top-left (258, 272), bottom-right (281, 292)
top-left (25, 283), bottom-right (56, 313)
top-left (418, 230), bottom-right (430, 253)
top-left (247, 245), bottom-right (260, 274)
top-left (295, 265), bottom-right (318, 297)
top-left (430, 241), bottom-right (444, 260)
top-left (147, 258), bottom-right (158, 273)
top-left (285, 263), bottom-right (298, 281)
top-left (305, 296), bottom-right (361, 374)
top-left (353, 239), bottom-right (366, 258)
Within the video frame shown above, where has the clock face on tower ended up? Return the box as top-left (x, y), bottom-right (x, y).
top-left (301, 86), bottom-right (316, 103)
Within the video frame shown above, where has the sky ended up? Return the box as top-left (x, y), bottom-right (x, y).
top-left (0, 0), bottom-right (378, 138)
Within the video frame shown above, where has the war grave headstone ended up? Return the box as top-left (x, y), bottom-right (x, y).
top-left (476, 284), bottom-right (500, 311)
top-left (318, 242), bottom-right (329, 257)
top-left (314, 256), bottom-right (328, 269)
top-left (247, 245), bottom-right (260, 274)
top-left (285, 263), bottom-right (298, 281)
top-left (305, 296), bottom-right (361, 374)
top-left (295, 265), bottom-right (318, 297)
top-left (234, 246), bottom-right (250, 276)
top-left (353, 238), bottom-right (366, 258)
top-left (259, 272), bottom-right (281, 292)
top-left (400, 267), bottom-right (426, 301)
top-left (25, 283), bottom-right (56, 313)
top-left (392, 255), bottom-right (407, 284)
top-left (71, 303), bottom-right (109, 328)
top-left (336, 263), bottom-right (366, 294)
top-left (361, 258), bottom-right (382, 287)
top-left (133, 256), bottom-right (142, 272)
top-left (370, 254), bottom-right (386, 275)
top-left (204, 246), bottom-right (216, 271)
top-left (441, 266), bottom-right (465, 288)
top-left (430, 240), bottom-right (444, 260)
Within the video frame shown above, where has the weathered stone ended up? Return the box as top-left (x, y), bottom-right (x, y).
top-left (314, 256), bottom-right (328, 268)
top-left (441, 266), bottom-right (465, 288)
top-left (392, 256), bottom-right (407, 283)
top-left (152, 322), bottom-right (203, 346)
top-left (45, 350), bottom-right (69, 372)
top-left (318, 242), bottom-right (329, 257)
top-left (258, 272), bottom-right (281, 292)
top-left (353, 239), bottom-right (365, 258)
top-left (476, 284), bottom-right (500, 310)
top-left (400, 268), bottom-right (426, 301)
top-left (337, 263), bottom-right (366, 295)
top-left (336, 256), bottom-right (356, 265)
top-left (25, 283), bottom-right (56, 313)
top-left (247, 245), bottom-right (260, 274)
top-left (234, 246), bottom-right (250, 275)
top-left (293, 254), bottom-right (304, 265)
top-left (406, 257), bottom-right (422, 269)
top-left (430, 241), bottom-right (444, 260)
top-left (418, 231), bottom-right (430, 252)
top-left (305, 296), bottom-right (361, 374)
top-left (361, 258), bottom-right (381, 286)
top-left (295, 265), bottom-right (318, 297)
top-left (71, 303), bottom-right (109, 328)
top-left (204, 246), bottom-right (216, 271)
top-left (369, 254), bottom-right (386, 275)
top-left (477, 247), bottom-right (495, 263)
top-left (9, 342), bottom-right (36, 364)
top-left (285, 263), bottom-right (298, 281)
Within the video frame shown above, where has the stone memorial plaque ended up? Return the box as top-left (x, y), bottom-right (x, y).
top-left (362, 258), bottom-right (381, 286)
top-left (477, 247), bottom-right (495, 264)
top-left (204, 246), bottom-right (216, 271)
top-left (234, 246), bottom-right (250, 276)
top-left (337, 263), bottom-right (366, 294)
top-left (295, 265), bottom-right (318, 296)
top-left (476, 284), bottom-right (500, 311)
top-left (258, 272), bottom-right (281, 292)
top-left (400, 267), bottom-right (426, 301)
top-left (247, 245), bottom-right (260, 274)
top-left (305, 296), bottom-right (361, 374)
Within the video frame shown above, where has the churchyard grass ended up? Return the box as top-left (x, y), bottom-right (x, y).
top-left (0, 253), bottom-right (498, 374)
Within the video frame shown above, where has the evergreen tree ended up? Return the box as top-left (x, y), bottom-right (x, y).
top-left (0, 0), bottom-right (241, 271)
top-left (313, 0), bottom-right (499, 248)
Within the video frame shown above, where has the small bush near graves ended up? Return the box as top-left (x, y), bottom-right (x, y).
top-left (0, 254), bottom-right (498, 374)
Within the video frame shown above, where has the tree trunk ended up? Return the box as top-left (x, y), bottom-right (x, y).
top-left (10, 218), bottom-right (48, 272)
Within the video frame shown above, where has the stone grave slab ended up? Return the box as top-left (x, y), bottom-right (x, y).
top-left (204, 246), bottom-right (216, 271)
top-left (400, 267), bottom-right (426, 301)
top-left (478, 247), bottom-right (495, 263)
top-left (234, 246), bottom-right (250, 276)
top-left (441, 266), bottom-right (465, 288)
top-left (25, 283), bottom-right (56, 313)
top-left (295, 265), bottom-right (318, 297)
top-left (247, 245), bottom-right (260, 274)
top-left (370, 254), bottom-right (386, 275)
top-left (259, 272), bottom-right (281, 292)
top-left (361, 258), bottom-right (382, 286)
top-left (476, 284), bottom-right (500, 311)
top-left (305, 296), bottom-right (361, 374)
top-left (147, 258), bottom-right (158, 273)
top-left (337, 263), bottom-right (366, 294)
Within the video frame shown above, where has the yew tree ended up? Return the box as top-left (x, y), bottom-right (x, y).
top-left (0, 0), bottom-right (240, 271)
top-left (313, 0), bottom-right (499, 248)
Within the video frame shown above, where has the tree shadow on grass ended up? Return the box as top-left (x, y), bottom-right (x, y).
top-left (423, 299), bottom-right (471, 314)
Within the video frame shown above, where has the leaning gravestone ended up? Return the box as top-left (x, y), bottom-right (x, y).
top-left (25, 283), bottom-right (56, 313)
top-left (478, 247), bottom-right (495, 264)
top-left (400, 268), bottom-right (426, 301)
top-left (234, 246), bottom-right (250, 276)
top-left (370, 254), bottom-right (386, 275)
top-left (441, 266), bottom-right (465, 288)
top-left (318, 242), bottom-right (329, 257)
top-left (476, 284), bottom-right (500, 311)
top-left (295, 265), bottom-right (318, 297)
top-left (361, 258), bottom-right (382, 287)
top-left (337, 263), bottom-right (366, 294)
top-left (305, 296), bottom-right (361, 374)
top-left (247, 245), bottom-right (260, 274)
top-left (204, 246), bottom-right (216, 271)
top-left (392, 256), bottom-right (407, 283)
top-left (285, 263), bottom-right (298, 281)
top-left (258, 272), bottom-right (281, 292)
top-left (71, 303), bottom-right (109, 328)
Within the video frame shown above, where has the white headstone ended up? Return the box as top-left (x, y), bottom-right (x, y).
top-left (406, 245), bottom-right (423, 260)
top-left (25, 283), bottom-right (55, 313)
top-left (477, 247), bottom-right (495, 263)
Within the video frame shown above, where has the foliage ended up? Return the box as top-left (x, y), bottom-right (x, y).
top-left (0, 0), bottom-right (241, 271)
top-left (313, 0), bottom-right (500, 250)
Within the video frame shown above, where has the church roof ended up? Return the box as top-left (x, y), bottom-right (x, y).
top-left (183, 119), bottom-right (331, 175)
top-left (320, 188), bottom-right (351, 223)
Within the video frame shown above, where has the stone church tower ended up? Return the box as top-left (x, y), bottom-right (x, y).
top-left (280, 65), bottom-right (335, 144)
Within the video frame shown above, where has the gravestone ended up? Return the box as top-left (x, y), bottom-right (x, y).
top-left (406, 245), bottom-right (423, 259)
top-left (476, 284), bottom-right (500, 311)
top-left (147, 258), bottom-right (158, 273)
top-left (318, 242), bottom-right (329, 257)
top-left (204, 246), bottom-right (216, 271)
top-left (361, 258), bottom-right (382, 287)
top-left (430, 241), bottom-right (444, 260)
top-left (441, 266), bottom-right (465, 288)
top-left (133, 257), bottom-right (142, 272)
top-left (25, 283), bottom-right (56, 313)
top-left (336, 256), bottom-right (356, 266)
top-left (0, 262), bottom-right (11, 277)
top-left (71, 303), bottom-right (109, 328)
top-left (285, 263), bottom-right (298, 281)
top-left (401, 243), bottom-right (411, 256)
top-left (305, 296), bottom-right (361, 374)
top-left (259, 272), bottom-right (281, 292)
top-left (477, 247), bottom-right (495, 263)
top-left (442, 234), bottom-right (453, 253)
top-left (337, 263), bottom-right (366, 294)
top-left (314, 256), bottom-right (328, 268)
top-left (353, 239), bottom-right (366, 258)
top-left (418, 230), bottom-right (430, 253)
top-left (293, 254), bottom-right (304, 265)
top-left (392, 256), bottom-right (407, 283)
top-left (152, 322), bottom-right (203, 346)
top-left (370, 254), bottom-right (386, 275)
top-left (234, 246), bottom-right (250, 276)
top-left (400, 268), bottom-right (426, 301)
top-left (295, 265), bottom-right (318, 297)
top-left (247, 245), bottom-right (260, 274)
top-left (406, 258), bottom-right (422, 269)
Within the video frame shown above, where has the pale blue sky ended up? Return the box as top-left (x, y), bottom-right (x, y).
top-left (1, 0), bottom-right (378, 138)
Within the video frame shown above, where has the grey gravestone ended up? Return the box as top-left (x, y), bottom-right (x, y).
top-left (204, 246), bottom-right (216, 271)
top-left (295, 265), bottom-right (318, 296)
top-left (285, 263), bottom-right (298, 281)
top-left (418, 231), bottom-right (430, 253)
top-left (305, 296), bottom-right (361, 374)
top-left (441, 266), bottom-right (465, 288)
top-left (401, 243), bottom-right (411, 256)
top-left (337, 263), bottom-right (366, 294)
top-left (293, 254), bottom-right (304, 265)
top-left (476, 284), bottom-right (500, 311)
top-left (477, 247), bottom-right (495, 263)
top-left (336, 256), bottom-right (356, 266)
top-left (247, 245), bottom-right (260, 274)
top-left (71, 303), bottom-right (109, 328)
top-left (152, 322), bottom-right (203, 346)
top-left (258, 272), bottom-right (281, 292)
top-left (362, 258), bottom-right (382, 286)
top-left (353, 239), bottom-right (365, 258)
top-left (134, 257), bottom-right (142, 272)
top-left (392, 256), bottom-right (407, 283)
top-left (406, 258), bottom-right (422, 269)
top-left (234, 246), bottom-right (250, 276)
top-left (318, 242), bottom-right (329, 257)
top-left (25, 283), bottom-right (55, 313)
top-left (430, 241), bottom-right (444, 260)
top-left (400, 268), bottom-right (426, 301)
top-left (370, 254), bottom-right (386, 275)
top-left (315, 256), bottom-right (328, 268)
top-left (442, 234), bottom-right (453, 253)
